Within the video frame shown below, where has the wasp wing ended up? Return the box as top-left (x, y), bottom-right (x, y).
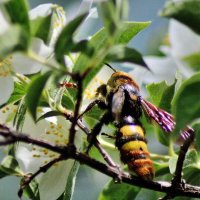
top-left (140, 98), bottom-right (175, 133)
top-left (111, 86), bottom-right (125, 121)
top-left (176, 126), bottom-right (195, 145)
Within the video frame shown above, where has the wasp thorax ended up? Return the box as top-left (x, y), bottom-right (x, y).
top-left (107, 71), bottom-right (140, 91)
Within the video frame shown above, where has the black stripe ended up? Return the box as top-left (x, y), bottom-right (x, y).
top-left (120, 152), bottom-right (147, 163)
top-left (116, 133), bottom-right (147, 149)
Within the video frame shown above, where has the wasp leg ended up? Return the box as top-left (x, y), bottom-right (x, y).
top-left (101, 132), bottom-right (116, 139)
top-left (86, 112), bottom-right (110, 154)
top-left (78, 99), bottom-right (107, 119)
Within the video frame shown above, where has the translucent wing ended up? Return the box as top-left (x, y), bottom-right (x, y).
top-left (140, 98), bottom-right (175, 133)
top-left (112, 87), bottom-right (125, 121)
top-left (177, 126), bottom-right (195, 145)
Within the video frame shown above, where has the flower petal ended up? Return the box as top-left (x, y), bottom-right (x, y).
top-left (169, 20), bottom-right (200, 58)
top-left (0, 9), bottom-right (10, 34)
top-left (129, 56), bottom-right (177, 85)
top-left (0, 76), bottom-right (14, 105)
top-left (12, 38), bottom-right (52, 74)
top-left (39, 160), bottom-right (74, 200)
top-left (15, 145), bottom-right (49, 173)
top-left (29, 4), bottom-right (53, 19)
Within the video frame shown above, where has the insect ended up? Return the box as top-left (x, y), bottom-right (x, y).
top-left (80, 66), bottom-right (175, 180)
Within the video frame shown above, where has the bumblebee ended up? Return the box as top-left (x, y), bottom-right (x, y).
top-left (81, 69), bottom-right (175, 180)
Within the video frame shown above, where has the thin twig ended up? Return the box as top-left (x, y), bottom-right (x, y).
top-left (68, 70), bottom-right (90, 146)
top-left (160, 127), bottom-right (195, 199)
top-left (172, 127), bottom-right (195, 185)
top-left (18, 156), bottom-right (65, 198)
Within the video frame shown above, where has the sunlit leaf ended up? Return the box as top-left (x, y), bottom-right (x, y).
top-left (73, 21), bottom-right (151, 89)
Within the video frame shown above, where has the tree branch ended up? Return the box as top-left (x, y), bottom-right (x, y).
top-left (0, 125), bottom-right (200, 199)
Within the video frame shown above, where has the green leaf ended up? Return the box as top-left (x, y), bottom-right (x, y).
top-left (4, 0), bottom-right (30, 32)
top-left (105, 46), bottom-right (148, 68)
top-left (147, 81), bottom-right (175, 112)
top-left (183, 52), bottom-right (200, 71)
top-left (192, 122), bottom-right (200, 151)
top-left (84, 105), bottom-right (104, 121)
top-left (160, 0), bottom-right (200, 35)
top-left (183, 149), bottom-right (199, 169)
top-left (55, 13), bottom-right (88, 63)
top-left (73, 21), bottom-right (151, 73)
top-left (13, 97), bottom-right (27, 131)
top-left (6, 81), bottom-right (26, 105)
top-left (36, 110), bottom-right (63, 122)
top-left (0, 156), bottom-right (22, 176)
top-left (135, 188), bottom-right (162, 200)
top-left (0, 167), bottom-right (8, 179)
top-left (23, 179), bottom-right (40, 200)
top-left (147, 81), bottom-right (175, 145)
top-left (99, 1), bottom-right (119, 36)
top-left (116, 22), bottom-right (151, 44)
top-left (0, 25), bottom-right (29, 59)
top-left (172, 72), bottom-right (200, 132)
top-left (73, 21), bottom-right (151, 88)
top-left (62, 93), bottom-right (75, 111)
top-left (30, 15), bottom-right (51, 44)
top-left (153, 162), bottom-right (170, 177)
top-left (26, 71), bottom-right (52, 121)
top-left (99, 180), bottom-right (140, 200)
top-left (147, 81), bottom-right (168, 106)
top-left (63, 161), bottom-right (80, 200)
top-left (168, 156), bottom-right (177, 174)
top-left (30, 5), bottom-right (66, 46)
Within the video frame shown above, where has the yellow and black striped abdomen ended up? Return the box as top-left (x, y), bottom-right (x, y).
top-left (116, 124), bottom-right (154, 180)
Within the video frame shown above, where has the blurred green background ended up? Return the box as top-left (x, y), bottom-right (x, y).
top-left (0, 0), bottom-right (167, 199)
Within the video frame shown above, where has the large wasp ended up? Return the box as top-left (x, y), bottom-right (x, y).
top-left (80, 66), bottom-right (175, 180)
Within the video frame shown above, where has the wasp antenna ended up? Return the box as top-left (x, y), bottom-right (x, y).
top-left (104, 63), bottom-right (117, 72)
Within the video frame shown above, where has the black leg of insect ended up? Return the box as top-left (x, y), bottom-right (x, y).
top-left (59, 80), bottom-right (119, 168)
top-left (80, 65), bottom-right (176, 180)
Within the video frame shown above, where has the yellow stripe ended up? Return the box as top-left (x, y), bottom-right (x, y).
top-left (121, 141), bottom-right (148, 152)
top-left (120, 125), bottom-right (144, 137)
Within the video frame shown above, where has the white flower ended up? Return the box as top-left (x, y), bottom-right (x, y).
top-left (13, 114), bottom-right (82, 200)
top-left (130, 19), bottom-right (200, 87)
top-left (0, 4), bottom-right (66, 106)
